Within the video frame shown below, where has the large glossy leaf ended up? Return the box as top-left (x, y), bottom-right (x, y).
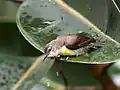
top-left (15, 55), bottom-right (55, 90)
top-left (0, 23), bottom-right (101, 90)
top-left (16, 0), bottom-right (120, 64)
top-left (32, 62), bottom-right (101, 90)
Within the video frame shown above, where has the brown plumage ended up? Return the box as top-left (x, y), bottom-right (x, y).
top-left (44, 33), bottom-right (96, 53)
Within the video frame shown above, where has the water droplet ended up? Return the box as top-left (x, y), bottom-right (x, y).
top-left (43, 21), bottom-right (53, 25)
top-left (31, 27), bottom-right (36, 31)
top-left (78, 30), bottom-right (83, 34)
top-left (48, 0), bottom-right (56, 4)
top-left (56, 71), bottom-right (59, 76)
top-left (48, 0), bottom-right (52, 2)
top-left (46, 80), bottom-right (50, 87)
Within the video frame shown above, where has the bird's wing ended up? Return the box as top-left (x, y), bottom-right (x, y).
top-left (65, 35), bottom-right (96, 50)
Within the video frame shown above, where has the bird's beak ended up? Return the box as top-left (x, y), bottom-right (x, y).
top-left (42, 53), bottom-right (49, 62)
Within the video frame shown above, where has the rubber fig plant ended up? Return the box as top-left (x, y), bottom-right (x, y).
top-left (13, 0), bottom-right (120, 90)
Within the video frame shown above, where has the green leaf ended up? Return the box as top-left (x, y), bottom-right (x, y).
top-left (16, 0), bottom-right (120, 64)
top-left (37, 62), bottom-right (101, 90)
top-left (17, 55), bottom-right (55, 90)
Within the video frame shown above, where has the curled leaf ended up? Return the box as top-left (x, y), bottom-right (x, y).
top-left (16, 0), bottom-right (120, 64)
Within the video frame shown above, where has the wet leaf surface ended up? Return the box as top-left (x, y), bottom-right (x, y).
top-left (16, 0), bottom-right (120, 64)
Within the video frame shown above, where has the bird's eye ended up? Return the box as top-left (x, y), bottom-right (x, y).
top-left (44, 46), bottom-right (51, 53)
top-left (48, 48), bottom-right (51, 52)
top-left (47, 47), bottom-right (52, 53)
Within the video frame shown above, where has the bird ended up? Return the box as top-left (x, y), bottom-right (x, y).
top-left (43, 33), bottom-right (100, 90)
top-left (44, 33), bottom-right (97, 60)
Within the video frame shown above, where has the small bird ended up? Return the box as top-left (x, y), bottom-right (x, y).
top-left (43, 33), bottom-right (99, 89)
top-left (44, 33), bottom-right (96, 60)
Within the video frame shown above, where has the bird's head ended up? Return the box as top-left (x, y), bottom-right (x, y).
top-left (44, 44), bottom-right (61, 57)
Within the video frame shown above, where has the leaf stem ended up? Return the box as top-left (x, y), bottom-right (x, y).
top-left (112, 0), bottom-right (120, 14)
